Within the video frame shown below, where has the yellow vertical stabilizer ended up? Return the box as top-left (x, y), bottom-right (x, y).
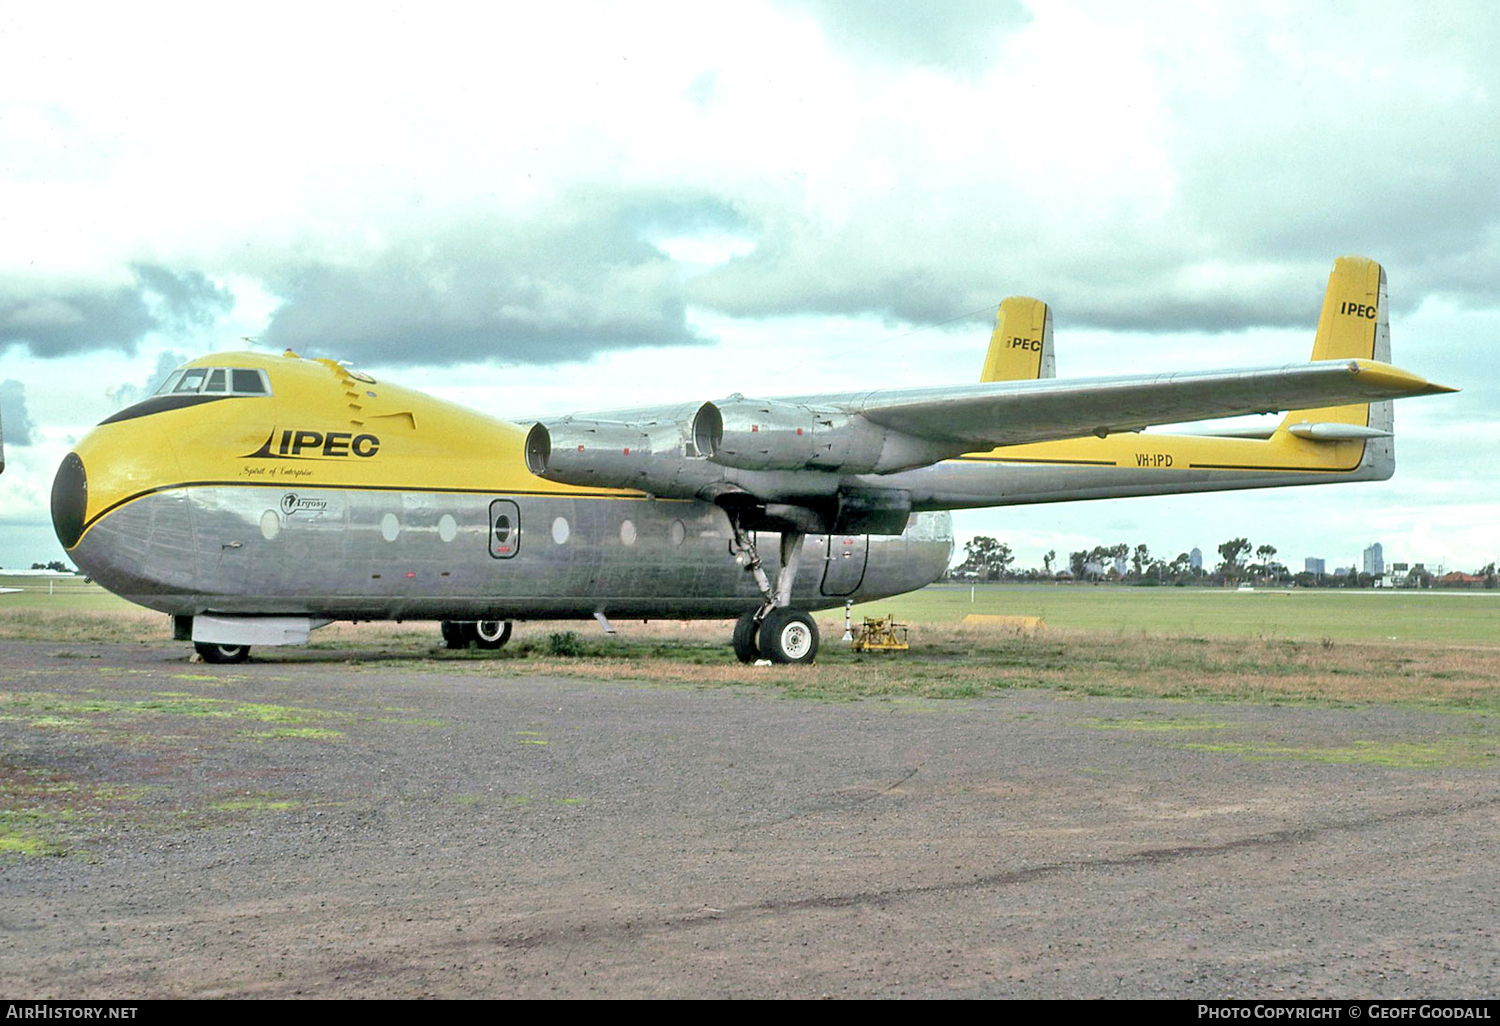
top-left (980, 297), bottom-right (1055, 382)
top-left (1280, 256), bottom-right (1390, 431)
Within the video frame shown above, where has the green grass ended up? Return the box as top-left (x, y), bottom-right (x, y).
top-left (0, 575), bottom-right (139, 613)
top-left (1178, 737), bottom-right (1500, 769)
top-left (0, 813), bottom-right (69, 857)
top-left (208, 797), bottom-right (301, 812)
top-left (1, 692), bottom-right (343, 725)
top-left (1084, 716), bottom-right (1235, 732)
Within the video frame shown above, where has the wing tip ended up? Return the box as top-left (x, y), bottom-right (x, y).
top-left (1350, 359), bottom-right (1458, 396)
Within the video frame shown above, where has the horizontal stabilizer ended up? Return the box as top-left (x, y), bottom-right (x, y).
top-left (1286, 422), bottom-right (1393, 441)
top-left (1183, 421), bottom-right (1395, 442)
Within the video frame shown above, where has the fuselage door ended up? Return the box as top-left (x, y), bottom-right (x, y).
top-left (820, 533), bottom-right (869, 596)
top-left (489, 499), bottom-right (520, 559)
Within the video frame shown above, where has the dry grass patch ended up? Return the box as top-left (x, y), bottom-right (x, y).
top-left (391, 621), bottom-right (1500, 710)
top-left (0, 607), bottom-right (165, 644)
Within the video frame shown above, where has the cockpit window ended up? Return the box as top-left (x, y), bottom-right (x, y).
top-left (174, 369), bottom-right (209, 393)
top-left (154, 368), bottom-right (272, 397)
top-left (231, 369), bottom-right (268, 394)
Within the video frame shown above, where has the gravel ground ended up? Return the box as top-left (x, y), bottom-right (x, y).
top-left (1, 638), bottom-right (1497, 999)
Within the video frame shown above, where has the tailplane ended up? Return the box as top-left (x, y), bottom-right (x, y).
top-left (980, 296), bottom-right (1055, 382)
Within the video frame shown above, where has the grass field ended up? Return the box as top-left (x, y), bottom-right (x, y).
top-left (0, 574), bottom-right (136, 613)
top-left (6, 575), bottom-right (1498, 645)
top-left (5, 577), bottom-right (1500, 713)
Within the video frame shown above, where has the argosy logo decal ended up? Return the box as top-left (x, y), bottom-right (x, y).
top-left (1340, 301), bottom-right (1377, 320)
top-left (243, 429), bottom-right (381, 460)
top-left (1005, 336), bottom-right (1043, 351)
top-left (280, 492), bottom-right (329, 516)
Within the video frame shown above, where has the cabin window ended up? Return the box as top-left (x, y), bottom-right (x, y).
top-left (204, 369), bottom-right (227, 393)
top-left (155, 370), bottom-right (185, 395)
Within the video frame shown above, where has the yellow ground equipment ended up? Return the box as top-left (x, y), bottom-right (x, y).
top-left (961, 614), bottom-right (1047, 632)
top-left (851, 614), bottom-right (910, 653)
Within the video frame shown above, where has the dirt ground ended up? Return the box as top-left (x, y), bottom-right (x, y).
top-left (2, 637), bottom-right (1498, 999)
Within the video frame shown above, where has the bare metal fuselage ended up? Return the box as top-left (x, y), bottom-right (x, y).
top-left (71, 482), bottom-right (955, 621)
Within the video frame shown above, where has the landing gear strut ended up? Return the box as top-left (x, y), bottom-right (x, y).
top-left (726, 511), bottom-right (818, 665)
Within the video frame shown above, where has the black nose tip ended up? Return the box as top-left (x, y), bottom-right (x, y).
top-left (51, 452), bottom-right (88, 549)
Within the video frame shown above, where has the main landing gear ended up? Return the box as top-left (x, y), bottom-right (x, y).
top-left (735, 607), bottom-right (819, 664)
top-left (441, 620), bottom-right (513, 650)
top-left (726, 512), bottom-right (819, 665)
top-left (194, 642), bottom-right (250, 664)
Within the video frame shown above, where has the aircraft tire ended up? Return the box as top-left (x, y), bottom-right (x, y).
top-left (441, 620), bottom-right (474, 649)
top-left (732, 611), bottom-right (761, 663)
top-left (474, 620), bottom-right (512, 650)
top-left (758, 608), bottom-right (818, 665)
top-left (195, 642), bottom-right (250, 664)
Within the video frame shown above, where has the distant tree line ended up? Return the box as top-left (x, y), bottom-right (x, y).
top-left (947, 536), bottom-right (1497, 588)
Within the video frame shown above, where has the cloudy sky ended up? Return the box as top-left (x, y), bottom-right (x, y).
top-left (1, 0), bottom-right (1494, 574)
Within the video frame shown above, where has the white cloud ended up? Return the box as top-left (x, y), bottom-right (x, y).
top-left (0, 0), bottom-right (1493, 571)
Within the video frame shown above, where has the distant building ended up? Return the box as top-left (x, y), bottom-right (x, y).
top-left (1362, 542), bottom-right (1385, 576)
top-left (1189, 547), bottom-right (1203, 571)
top-left (1305, 557), bottom-right (1326, 575)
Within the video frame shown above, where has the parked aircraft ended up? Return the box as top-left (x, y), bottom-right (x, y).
top-left (37, 256), bottom-right (1453, 663)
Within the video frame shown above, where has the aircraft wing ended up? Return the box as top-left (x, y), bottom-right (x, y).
top-left (838, 359), bottom-right (1452, 450)
top-left (528, 357), bottom-right (1453, 497)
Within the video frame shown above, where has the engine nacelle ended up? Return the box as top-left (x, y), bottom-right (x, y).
top-left (694, 397), bottom-right (948, 474)
top-left (525, 420), bottom-right (653, 489)
top-left (694, 397), bottom-right (825, 471)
